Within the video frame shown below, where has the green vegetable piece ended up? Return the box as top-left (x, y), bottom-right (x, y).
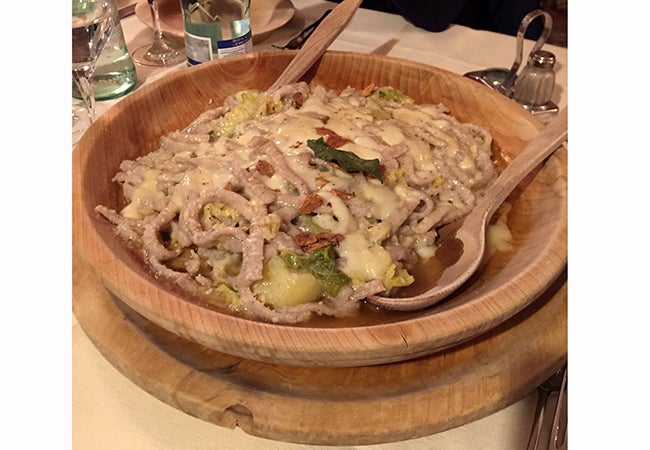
top-left (295, 214), bottom-right (324, 234)
top-left (432, 176), bottom-right (445, 188)
top-left (307, 137), bottom-right (382, 181)
top-left (375, 87), bottom-right (413, 103)
top-left (280, 247), bottom-right (350, 297)
top-left (210, 91), bottom-right (282, 139)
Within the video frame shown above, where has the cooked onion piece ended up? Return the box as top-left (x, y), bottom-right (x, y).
top-left (96, 83), bottom-right (498, 323)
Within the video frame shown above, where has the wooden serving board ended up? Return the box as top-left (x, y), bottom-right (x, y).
top-left (72, 250), bottom-right (567, 446)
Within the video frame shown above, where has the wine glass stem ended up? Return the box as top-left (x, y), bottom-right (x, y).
top-left (149, 0), bottom-right (165, 43)
top-left (73, 71), bottom-right (97, 124)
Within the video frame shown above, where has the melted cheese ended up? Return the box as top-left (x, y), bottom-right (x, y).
top-left (337, 230), bottom-right (393, 283)
top-left (356, 179), bottom-right (400, 222)
top-left (376, 124), bottom-right (405, 146)
top-left (120, 169), bottom-right (166, 219)
top-left (487, 204), bottom-right (514, 253)
top-left (313, 191), bottom-right (358, 234)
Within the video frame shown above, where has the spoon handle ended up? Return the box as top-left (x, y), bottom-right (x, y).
top-left (478, 108), bottom-right (568, 219)
top-left (269, 0), bottom-right (363, 90)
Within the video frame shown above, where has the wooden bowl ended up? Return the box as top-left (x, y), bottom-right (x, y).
top-left (72, 51), bottom-right (567, 367)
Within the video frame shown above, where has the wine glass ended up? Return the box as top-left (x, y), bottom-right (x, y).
top-left (72, 0), bottom-right (115, 141)
top-left (131, 0), bottom-right (186, 66)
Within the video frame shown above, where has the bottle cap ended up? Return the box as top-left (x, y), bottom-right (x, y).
top-left (531, 50), bottom-right (556, 69)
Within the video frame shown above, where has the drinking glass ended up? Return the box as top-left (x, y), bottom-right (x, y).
top-left (72, 0), bottom-right (115, 140)
top-left (132, 0), bottom-right (186, 66)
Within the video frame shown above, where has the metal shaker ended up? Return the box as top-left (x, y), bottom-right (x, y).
top-left (513, 50), bottom-right (557, 110)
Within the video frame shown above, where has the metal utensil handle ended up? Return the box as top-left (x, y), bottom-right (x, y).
top-left (499, 9), bottom-right (553, 96)
top-left (549, 367), bottom-right (568, 449)
top-left (526, 364), bottom-right (567, 450)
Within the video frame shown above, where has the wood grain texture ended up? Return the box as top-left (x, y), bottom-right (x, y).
top-left (72, 51), bottom-right (567, 367)
top-left (73, 251), bottom-right (567, 446)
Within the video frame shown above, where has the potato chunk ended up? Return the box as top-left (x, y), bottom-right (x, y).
top-left (252, 256), bottom-right (324, 308)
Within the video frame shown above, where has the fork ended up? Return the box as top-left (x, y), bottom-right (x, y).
top-left (526, 364), bottom-right (568, 450)
top-left (272, 9), bottom-right (332, 50)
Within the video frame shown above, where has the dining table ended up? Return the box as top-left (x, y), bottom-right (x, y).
top-left (72, 0), bottom-right (568, 448)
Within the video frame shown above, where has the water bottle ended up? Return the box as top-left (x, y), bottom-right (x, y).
top-left (179, 0), bottom-right (253, 66)
top-left (72, 0), bottom-right (137, 100)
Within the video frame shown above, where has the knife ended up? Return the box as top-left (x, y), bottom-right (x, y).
top-left (272, 9), bottom-right (332, 50)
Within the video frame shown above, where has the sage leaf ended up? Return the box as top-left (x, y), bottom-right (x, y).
top-left (308, 137), bottom-right (382, 181)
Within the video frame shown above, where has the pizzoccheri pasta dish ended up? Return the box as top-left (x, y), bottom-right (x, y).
top-left (96, 82), bottom-right (499, 324)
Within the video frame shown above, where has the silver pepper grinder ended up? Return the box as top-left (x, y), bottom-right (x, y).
top-left (513, 50), bottom-right (559, 115)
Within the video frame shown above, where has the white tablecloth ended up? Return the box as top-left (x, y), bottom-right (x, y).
top-left (73, 1), bottom-right (568, 448)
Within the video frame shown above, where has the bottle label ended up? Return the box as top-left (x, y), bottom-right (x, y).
top-left (216, 31), bottom-right (253, 58)
top-left (184, 30), bottom-right (214, 66)
top-left (185, 30), bottom-right (253, 66)
top-left (184, 29), bottom-right (252, 65)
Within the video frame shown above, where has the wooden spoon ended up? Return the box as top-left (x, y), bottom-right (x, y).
top-left (368, 108), bottom-right (568, 311)
top-left (269, 0), bottom-right (363, 90)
